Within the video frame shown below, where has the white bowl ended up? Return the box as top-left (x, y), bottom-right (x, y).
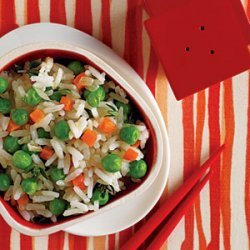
top-left (0, 41), bottom-right (164, 236)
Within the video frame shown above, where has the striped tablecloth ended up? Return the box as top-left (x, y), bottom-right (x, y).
top-left (0, 0), bottom-right (249, 249)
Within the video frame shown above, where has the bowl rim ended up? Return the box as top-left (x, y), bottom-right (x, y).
top-left (0, 41), bottom-right (164, 236)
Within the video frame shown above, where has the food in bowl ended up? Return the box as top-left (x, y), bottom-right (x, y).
top-left (0, 56), bottom-right (149, 223)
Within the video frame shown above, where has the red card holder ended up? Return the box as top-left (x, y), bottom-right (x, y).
top-left (144, 0), bottom-right (250, 100)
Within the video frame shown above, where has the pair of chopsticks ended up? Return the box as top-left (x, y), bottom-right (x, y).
top-left (121, 144), bottom-right (225, 250)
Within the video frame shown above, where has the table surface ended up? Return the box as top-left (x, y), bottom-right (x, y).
top-left (0, 0), bottom-right (249, 250)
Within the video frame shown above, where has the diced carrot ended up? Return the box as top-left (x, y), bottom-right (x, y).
top-left (99, 118), bottom-right (116, 134)
top-left (72, 174), bottom-right (85, 190)
top-left (81, 129), bottom-right (97, 147)
top-left (7, 120), bottom-right (20, 132)
top-left (123, 148), bottom-right (139, 161)
top-left (17, 194), bottom-right (29, 207)
top-left (73, 73), bottom-right (87, 90)
top-left (39, 146), bottom-right (54, 161)
top-left (29, 109), bottom-right (45, 123)
top-left (60, 95), bottom-right (74, 111)
top-left (132, 140), bottom-right (140, 148)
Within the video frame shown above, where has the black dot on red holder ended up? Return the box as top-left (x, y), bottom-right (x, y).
top-left (185, 47), bottom-right (190, 52)
top-left (200, 26), bottom-right (205, 31)
top-left (210, 50), bottom-right (215, 55)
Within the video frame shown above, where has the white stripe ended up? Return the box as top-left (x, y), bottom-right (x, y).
top-left (199, 89), bottom-right (211, 243)
top-left (167, 84), bottom-right (185, 249)
top-left (14, 0), bottom-right (25, 26)
top-left (65, 0), bottom-right (76, 27)
top-left (39, 0), bottom-right (50, 22)
top-left (142, 9), bottom-right (150, 80)
top-left (33, 236), bottom-right (48, 250)
top-left (230, 72), bottom-right (249, 249)
top-left (10, 230), bottom-right (20, 250)
top-left (110, 0), bottom-right (127, 56)
top-left (105, 235), bottom-right (109, 250)
top-left (168, 218), bottom-right (185, 249)
top-left (88, 236), bottom-right (94, 250)
top-left (194, 211), bottom-right (199, 250)
top-left (63, 233), bottom-right (69, 250)
top-left (91, 0), bottom-right (102, 39)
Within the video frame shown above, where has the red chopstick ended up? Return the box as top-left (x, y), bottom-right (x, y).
top-left (120, 144), bottom-right (225, 250)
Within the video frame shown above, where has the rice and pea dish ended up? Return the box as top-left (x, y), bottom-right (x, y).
top-left (0, 57), bottom-right (149, 223)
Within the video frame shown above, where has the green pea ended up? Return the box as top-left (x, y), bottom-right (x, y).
top-left (11, 108), bottom-right (29, 126)
top-left (87, 91), bottom-right (100, 107)
top-left (0, 97), bottom-right (12, 114)
top-left (95, 86), bottom-right (106, 101)
top-left (49, 198), bottom-right (66, 215)
top-left (101, 154), bottom-right (122, 172)
top-left (0, 173), bottom-right (11, 191)
top-left (3, 136), bottom-right (21, 154)
top-left (24, 87), bottom-right (42, 106)
top-left (50, 167), bottom-right (65, 182)
top-left (0, 77), bottom-right (9, 93)
top-left (91, 187), bottom-right (109, 206)
top-left (129, 160), bottom-right (147, 179)
top-left (119, 125), bottom-right (140, 145)
top-left (12, 150), bottom-right (32, 170)
top-left (68, 61), bottom-right (84, 75)
top-left (115, 101), bottom-right (132, 115)
top-left (50, 91), bottom-right (62, 102)
top-left (37, 128), bottom-right (51, 139)
top-left (54, 120), bottom-right (70, 140)
top-left (21, 178), bottom-right (38, 195)
top-left (82, 89), bottom-right (90, 99)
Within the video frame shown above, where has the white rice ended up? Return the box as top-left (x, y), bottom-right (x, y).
top-left (86, 65), bottom-right (105, 83)
top-left (70, 201), bottom-right (88, 211)
top-left (10, 130), bottom-right (30, 137)
top-left (73, 186), bottom-right (90, 203)
top-left (26, 203), bottom-right (46, 210)
top-left (65, 168), bottom-right (83, 182)
top-left (0, 131), bottom-right (9, 138)
top-left (50, 137), bottom-right (64, 159)
top-left (36, 209), bottom-right (53, 218)
top-left (31, 195), bottom-right (55, 203)
top-left (94, 168), bottom-right (113, 185)
top-left (40, 191), bottom-right (59, 198)
top-left (63, 208), bottom-right (84, 216)
top-left (0, 116), bottom-right (10, 131)
top-left (43, 104), bottom-right (64, 114)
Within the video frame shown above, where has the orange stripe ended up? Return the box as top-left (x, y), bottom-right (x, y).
top-left (207, 84), bottom-right (221, 250)
top-left (124, 0), bottom-right (144, 78)
top-left (108, 234), bottom-right (116, 250)
top-left (194, 91), bottom-right (207, 250)
top-left (48, 231), bottom-right (65, 250)
top-left (101, 0), bottom-right (112, 47)
top-left (181, 96), bottom-right (195, 250)
top-left (119, 228), bottom-right (134, 248)
top-left (93, 236), bottom-right (106, 250)
top-left (0, 216), bottom-right (11, 250)
top-left (75, 0), bottom-right (92, 35)
top-left (68, 234), bottom-right (87, 250)
top-left (0, 0), bottom-right (18, 37)
top-left (145, 46), bottom-right (158, 95)
top-left (245, 72), bottom-right (250, 248)
top-left (26, 0), bottom-right (40, 23)
top-left (221, 79), bottom-right (234, 250)
top-left (50, 0), bottom-right (66, 24)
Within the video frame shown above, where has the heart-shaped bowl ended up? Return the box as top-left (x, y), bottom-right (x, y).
top-left (0, 42), bottom-right (164, 236)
